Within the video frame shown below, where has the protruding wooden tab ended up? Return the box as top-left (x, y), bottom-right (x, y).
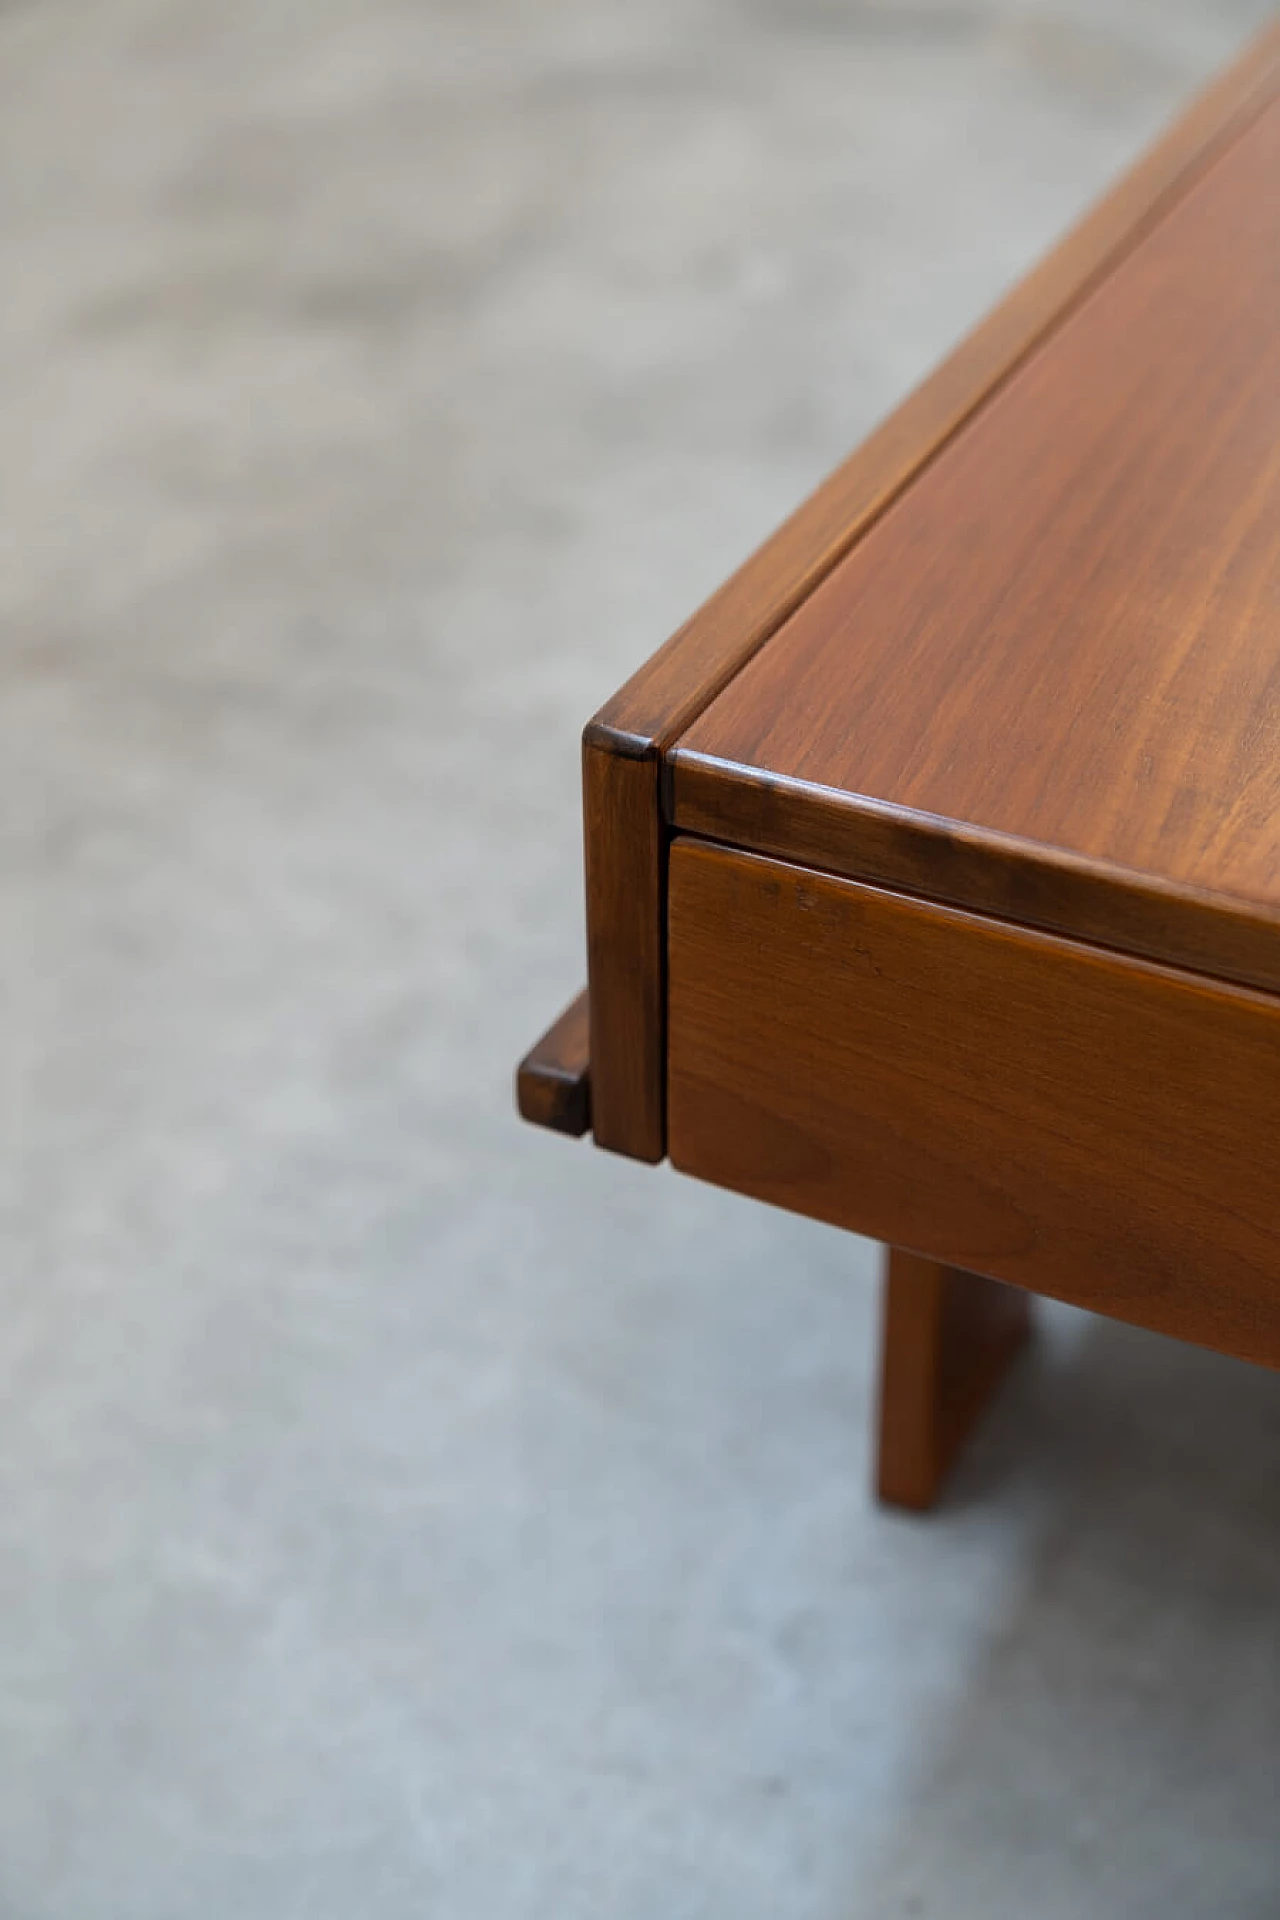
top-left (516, 990), bottom-right (592, 1138)
top-left (877, 1250), bottom-right (1032, 1512)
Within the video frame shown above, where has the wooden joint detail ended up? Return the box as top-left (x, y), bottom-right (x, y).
top-left (516, 990), bottom-right (592, 1137)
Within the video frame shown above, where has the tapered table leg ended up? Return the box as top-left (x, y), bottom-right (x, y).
top-left (876, 1247), bottom-right (1032, 1511)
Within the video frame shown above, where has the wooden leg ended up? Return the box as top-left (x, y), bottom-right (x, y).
top-left (876, 1247), bottom-right (1032, 1511)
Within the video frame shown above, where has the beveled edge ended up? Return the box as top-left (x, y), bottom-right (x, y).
top-left (667, 752), bottom-right (1280, 1001)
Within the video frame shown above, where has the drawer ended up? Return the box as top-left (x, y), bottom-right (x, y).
top-left (667, 836), bottom-right (1280, 1368)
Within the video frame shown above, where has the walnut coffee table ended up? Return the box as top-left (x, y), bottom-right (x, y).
top-left (518, 24), bottom-right (1280, 1510)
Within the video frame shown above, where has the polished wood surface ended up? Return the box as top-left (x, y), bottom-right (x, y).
top-left (675, 93), bottom-right (1280, 992)
top-left (516, 990), bottom-right (591, 1137)
top-left (596, 17), bottom-right (1280, 753)
top-left (669, 753), bottom-right (1280, 1000)
top-left (877, 1251), bottom-right (1031, 1512)
top-left (522, 34), bottom-right (1280, 1512)
top-left (581, 20), bottom-right (1280, 1161)
top-left (582, 740), bottom-right (665, 1161)
top-left (667, 839), bottom-right (1280, 1369)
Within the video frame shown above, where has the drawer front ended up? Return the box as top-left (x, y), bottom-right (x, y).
top-left (667, 837), bottom-right (1280, 1368)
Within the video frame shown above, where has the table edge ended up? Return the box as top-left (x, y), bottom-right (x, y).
top-left (580, 19), bottom-right (1280, 1160)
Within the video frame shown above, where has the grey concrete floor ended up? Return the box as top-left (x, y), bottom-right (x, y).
top-left (2, 1), bottom-right (1279, 1914)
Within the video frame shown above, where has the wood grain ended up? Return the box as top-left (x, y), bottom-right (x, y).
top-left (582, 739), bottom-right (665, 1160)
top-left (667, 839), bottom-right (1280, 1370)
top-left (877, 1251), bottom-right (1032, 1512)
top-left (599, 20), bottom-right (1280, 752)
top-left (581, 21), bottom-right (1280, 1160)
top-left (516, 989), bottom-right (591, 1137)
top-left (670, 755), bottom-right (1280, 999)
top-left (674, 93), bottom-right (1280, 994)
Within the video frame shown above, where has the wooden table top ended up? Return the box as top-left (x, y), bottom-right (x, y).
top-left (672, 89), bottom-right (1280, 997)
top-left (521, 24), bottom-right (1280, 1385)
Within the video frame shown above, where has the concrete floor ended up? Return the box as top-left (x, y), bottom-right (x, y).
top-left (2, 0), bottom-right (1279, 1914)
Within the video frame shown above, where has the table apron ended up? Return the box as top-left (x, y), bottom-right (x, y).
top-left (667, 836), bottom-right (1280, 1369)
